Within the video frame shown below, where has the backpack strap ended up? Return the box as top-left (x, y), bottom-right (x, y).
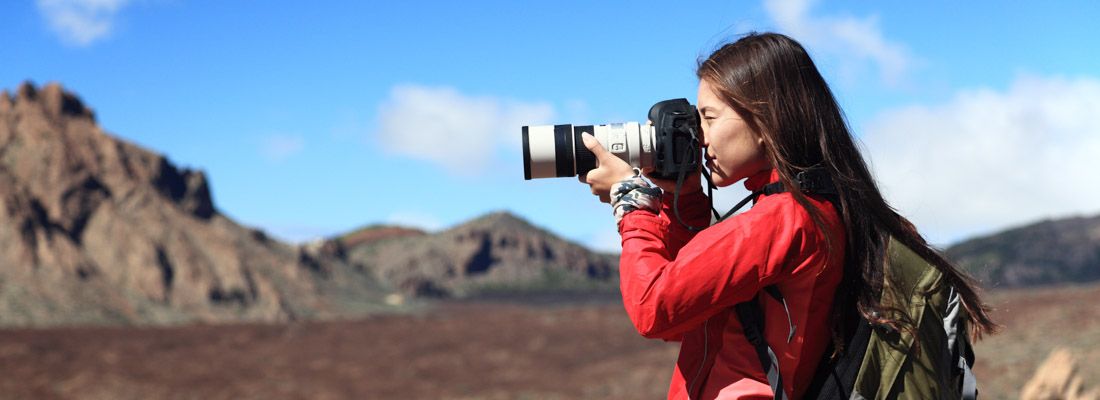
top-left (762, 167), bottom-right (838, 197)
top-left (735, 288), bottom-right (790, 400)
top-left (803, 317), bottom-right (873, 399)
top-left (960, 334), bottom-right (977, 400)
top-left (732, 165), bottom-right (836, 399)
top-left (944, 286), bottom-right (979, 400)
top-left (764, 286), bottom-right (797, 343)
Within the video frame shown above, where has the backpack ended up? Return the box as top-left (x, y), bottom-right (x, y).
top-left (802, 237), bottom-right (978, 399)
top-left (737, 170), bottom-right (979, 399)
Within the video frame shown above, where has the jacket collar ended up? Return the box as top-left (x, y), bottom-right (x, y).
top-left (744, 168), bottom-right (780, 192)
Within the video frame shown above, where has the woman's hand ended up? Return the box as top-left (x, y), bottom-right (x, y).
top-left (578, 133), bottom-right (634, 203)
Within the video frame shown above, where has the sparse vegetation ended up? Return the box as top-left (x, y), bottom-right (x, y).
top-left (3, 282), bottom-right (1094, 399)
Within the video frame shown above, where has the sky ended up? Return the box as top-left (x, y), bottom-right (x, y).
top-left (2, 0), bottom-right (1099, 252)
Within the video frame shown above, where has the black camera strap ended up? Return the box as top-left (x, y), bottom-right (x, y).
top-left (670, 162), bottom-right (837, 231)
top-left (671, 142), bottom-right (718, 232)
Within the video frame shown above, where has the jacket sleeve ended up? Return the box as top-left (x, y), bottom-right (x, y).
top-left (656, 189), bottom-right (712, 258)
top-left (616, 196), bottom-right (816, 340)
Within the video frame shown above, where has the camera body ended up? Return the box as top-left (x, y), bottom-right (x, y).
top-left (522, 98), bottom-right (701, 181)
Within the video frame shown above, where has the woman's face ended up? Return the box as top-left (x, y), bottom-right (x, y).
top-left (696, 79), bottom-right (771, 187)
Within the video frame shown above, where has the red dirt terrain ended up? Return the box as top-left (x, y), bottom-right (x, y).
top-left (973, 283), bottom-right (1100, 399)
top-left (0, 297), bottom-right (676, 399)
top-left (1, 284), bottom-right (1097, 399)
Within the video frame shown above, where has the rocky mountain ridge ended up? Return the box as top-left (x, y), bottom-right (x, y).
top-left (320, 211), bottom-right (619, 299)
top-left (0, 82), bottom-right (391, 326)
top-left (0, 82), bottom-right (618, 326)
top-left (946, 213), bottom-right (1100, 288)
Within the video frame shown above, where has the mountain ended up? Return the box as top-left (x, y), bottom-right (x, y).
top-left (330, 211), bottom-right (619, 298)
top-left (946, 214), bottom-right (1100, 288)
top-left (338, 224), bottom-right (427, 248)
top-left (0, 82), bottom-right (391, 326)
top-left (0, 81), bottom-right (620, 326)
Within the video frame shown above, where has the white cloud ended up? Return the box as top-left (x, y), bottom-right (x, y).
top-left (763, 0), bottom-right (914, 86)
top-left (260, 134), bottom-right (305, 162)
top-left (863, 75), bottom-right (1100, 244)
top-left (37, 0), bottom-right (132, 46)
top-left (375, 84), bottom-right (555, 174)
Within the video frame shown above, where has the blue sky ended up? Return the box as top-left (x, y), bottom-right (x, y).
top-left (3, 0), bottom-right (1099, 251)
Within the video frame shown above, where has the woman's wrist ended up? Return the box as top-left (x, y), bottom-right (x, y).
top-left (610, 168), bottom-right (662, 225)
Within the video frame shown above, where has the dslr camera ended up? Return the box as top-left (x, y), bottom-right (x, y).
top-left (522, 98), bottom-right (701, 181)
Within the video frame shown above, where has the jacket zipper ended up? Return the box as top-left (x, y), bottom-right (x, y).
top-left (687, 318), bottom-right (710, 396)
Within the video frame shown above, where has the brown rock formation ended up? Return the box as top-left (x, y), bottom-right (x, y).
top-left (0, 82), bottom-right (388, 326)
top-left (1021, 348), bottom-right (1099, 400)
top-left (0, 81), bottom-right (622, 325)
top-left (337, 211), bottom-right (619, 298)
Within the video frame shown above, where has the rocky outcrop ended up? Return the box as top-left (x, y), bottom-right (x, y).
top-left (0, 82), bottom-right (621, 326)
top-left (334, 212), bottom-right (619, 298)
top-left (0, 82), bottom-right (389, 326)
top-left (946, 214), bottom-right (1100, 288)
top-left (1021, 348), bottom-right (1099, 400)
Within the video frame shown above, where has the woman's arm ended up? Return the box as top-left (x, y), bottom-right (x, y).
top-left (656, 188), bottom-right (711, 258)
top-left (616, 198), bottom-right (817, 340)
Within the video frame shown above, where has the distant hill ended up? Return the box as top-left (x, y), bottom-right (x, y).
top-left (338, 224), bottom-right (427, 248)
top-left (0, 82), bottom-right (391, 326)
top-left (324, 211), bottom-right (619, 299)
top-left (0, 81), bottom-right (620, 326)
top-left (946, 214), bottom-right (1100, 288)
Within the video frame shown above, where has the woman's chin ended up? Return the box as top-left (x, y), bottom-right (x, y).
top-left (709, 172), bottom-right (733, 188)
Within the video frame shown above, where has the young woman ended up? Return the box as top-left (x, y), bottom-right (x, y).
top-left (580, 32), bottom-right (995, 399)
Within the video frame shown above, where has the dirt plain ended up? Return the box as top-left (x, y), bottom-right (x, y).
top-left (0, 285), bottom-right (1097, 400)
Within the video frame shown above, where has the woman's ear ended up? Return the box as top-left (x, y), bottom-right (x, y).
top-left (752, 129), bottom-right (767, 147)
top-left (744, 116), bottom-right (767, 147)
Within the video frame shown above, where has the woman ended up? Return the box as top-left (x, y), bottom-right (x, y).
top-left (580, 32), bottom-right (995, 399)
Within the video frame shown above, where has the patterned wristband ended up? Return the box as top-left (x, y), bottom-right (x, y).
top-left (610, 169), bottom-right (662, 225)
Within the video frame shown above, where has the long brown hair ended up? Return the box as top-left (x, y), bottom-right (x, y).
top-left (697, 32), bottom-right (997, 346)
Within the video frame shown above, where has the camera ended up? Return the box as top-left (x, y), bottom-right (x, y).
top-left (521, 98), bottom-right (701, 181)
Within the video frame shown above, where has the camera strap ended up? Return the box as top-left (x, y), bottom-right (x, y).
top-left (671, 142), bottom-right (718, 232)
top-left (671, 163), bottom-right (836, 231)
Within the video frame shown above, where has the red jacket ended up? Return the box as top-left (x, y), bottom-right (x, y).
top-left (617, 169), bottom-right (845, 399)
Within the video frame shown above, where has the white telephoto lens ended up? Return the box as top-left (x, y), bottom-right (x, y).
top-left (524, 125), bottom-right (560, 179)
top-left (521, 121), bottom-right (658, 179)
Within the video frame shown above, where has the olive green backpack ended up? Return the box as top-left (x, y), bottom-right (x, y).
top-left (729, 169), bottom-right (979, 399)
top-left (828, 237), bottom-right (977, 399)
top-left (741, 237), bottom-right (979, 399)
